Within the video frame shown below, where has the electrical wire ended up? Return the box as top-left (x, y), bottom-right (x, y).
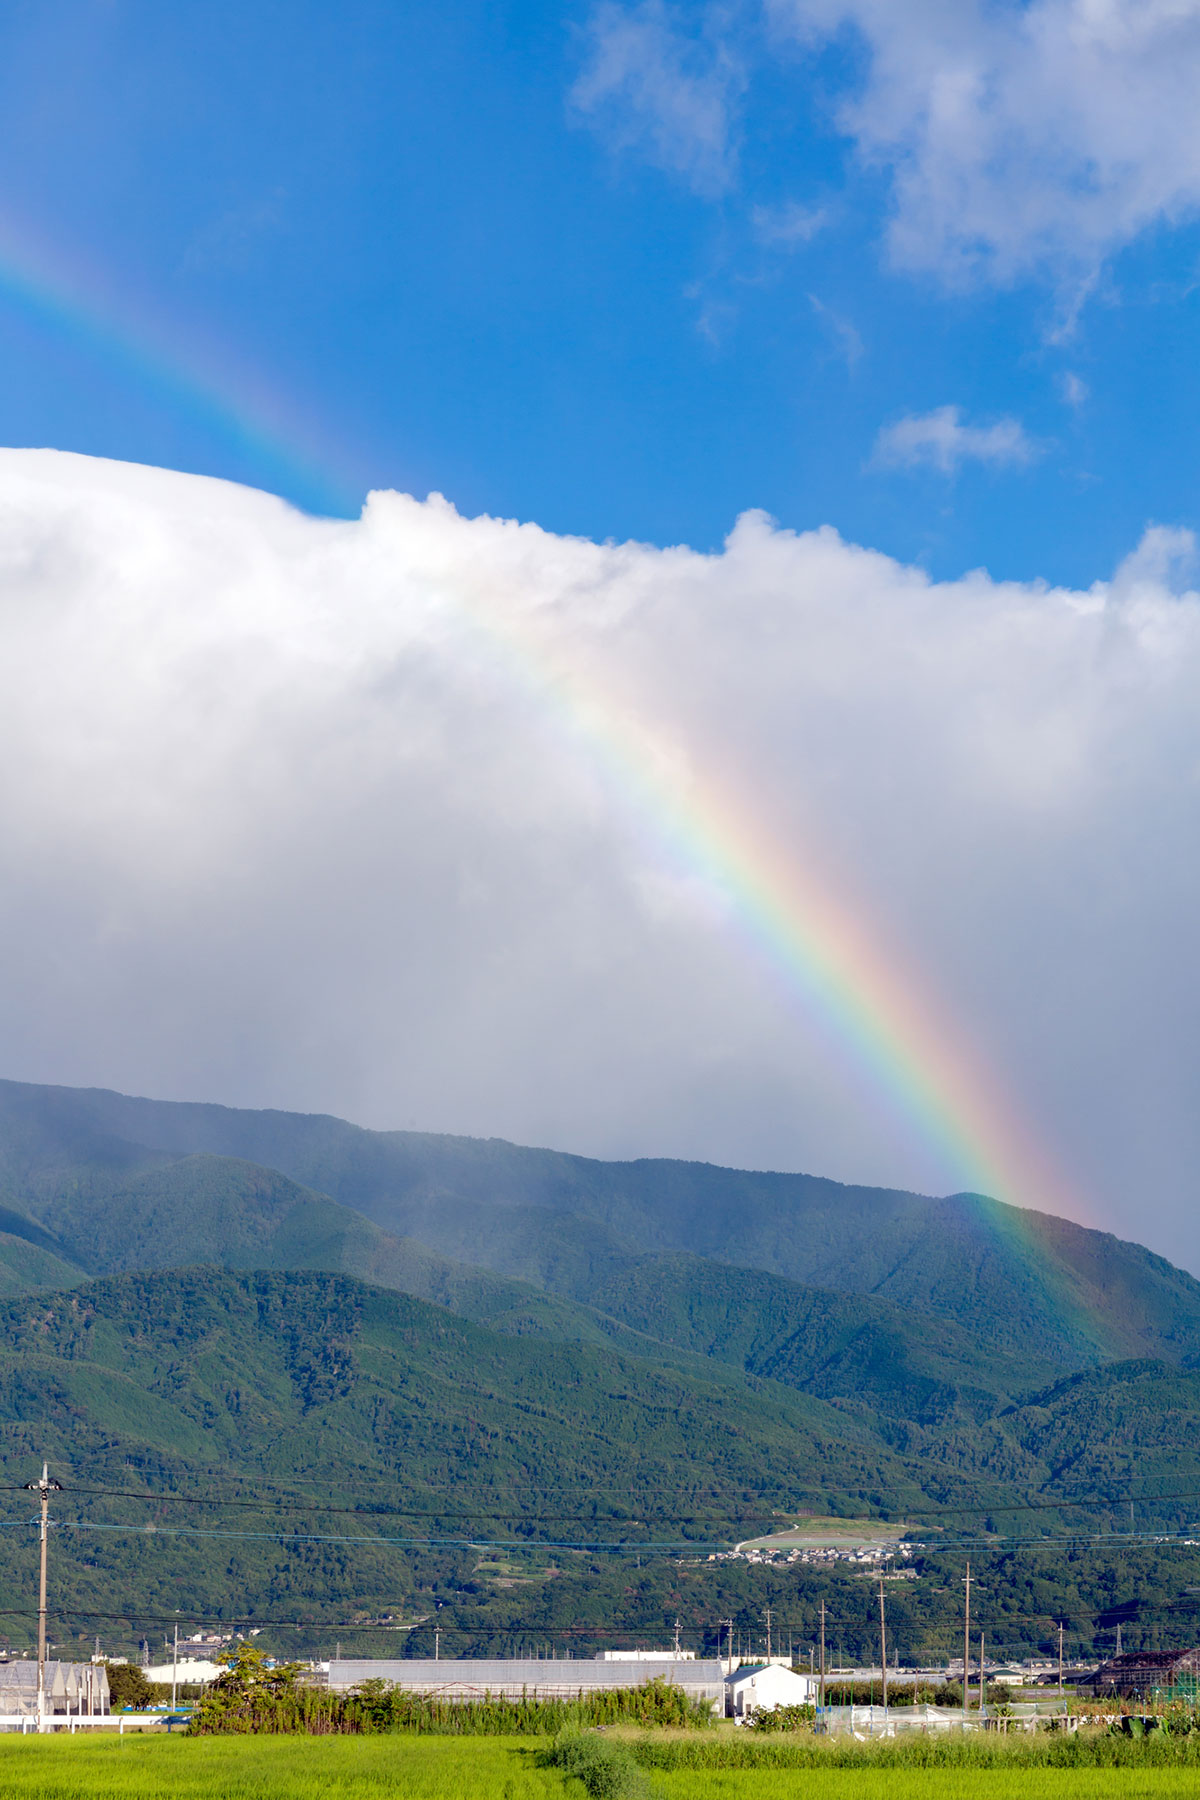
top-left (3, 1473), bottom-right (1200, 1526)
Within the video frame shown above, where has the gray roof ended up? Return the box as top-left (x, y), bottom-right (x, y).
top-left (327, 1657), bottom-right (724, 1697)
top-left (727, 1663), bottom-right (812, 1685)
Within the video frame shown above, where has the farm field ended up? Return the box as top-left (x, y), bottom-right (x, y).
top-left (655, 1777), bottom-right (1200, 1799)
top-left (0, 1735), bottom-right (556, 1800)
top-left (0, 1736), bottom-right (1199, 1800)
top-left (735, 1515), bottom-right (918, 1553)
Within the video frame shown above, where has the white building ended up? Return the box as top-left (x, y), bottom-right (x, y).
top-left (601, 1649), bottom-right (696, 1662)
top-left (725, 1663), bottom-right (817, 1719)
top-left (143, 1657), bottom-right (224, 1685)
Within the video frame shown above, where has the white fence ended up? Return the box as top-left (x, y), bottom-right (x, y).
top-left (0, 1714), bottom-right (170, 1734)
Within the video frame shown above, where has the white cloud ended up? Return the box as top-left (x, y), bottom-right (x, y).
top-left (752, 200), bottom-right (828, 246)
top-left (570, 2), bottom-right (743, 197)
top-left (771, 0), bottom-right (1200, 284)
top-left (808, 292), bottom-right (863, 365)
top-left (5, 453), bottom-right (1200, 1268)
top-left (873, 405), bottom-right (1037, 473)
top-left (1060, 371), bottom-right (1089, 408)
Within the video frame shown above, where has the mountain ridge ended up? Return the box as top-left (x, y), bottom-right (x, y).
top-left (0, 1077), bottom-right (1193, 1375)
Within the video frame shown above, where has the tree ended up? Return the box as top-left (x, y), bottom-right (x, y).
top-left (211, 1642), bottom-right (304, 1697)
top-left (104, 1661), bottom-right (163, 1710)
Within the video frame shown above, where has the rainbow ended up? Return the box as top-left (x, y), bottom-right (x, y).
top-left (0, 215), bottom-right (1084, 1226)
top-left (447, 583), bottom-right (1086, 1228)
top-left (0, 208), bottom-right (358, 517)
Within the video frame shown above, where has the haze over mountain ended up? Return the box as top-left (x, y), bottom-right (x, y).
top-left (1, 1077), bottom-right (1199, 1468)
top-left (0, 1076), bottom-right (1192, 1659)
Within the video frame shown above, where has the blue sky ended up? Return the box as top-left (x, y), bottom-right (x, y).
top-left (5, 0), bottom-right (1200, 586)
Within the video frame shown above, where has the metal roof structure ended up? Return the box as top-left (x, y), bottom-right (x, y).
top-left (325, 1657), bottom-right (725, 1703)
top-left (0, 1661), bottom-right (109, 1716)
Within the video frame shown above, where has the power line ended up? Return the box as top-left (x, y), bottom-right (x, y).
top-left (1, 1485), bottom-right (1198, 1529)
top-left (7, 1471), bottom-right (1200, 1524)
top-left (1, 1509), bottom-right (1200, 1560)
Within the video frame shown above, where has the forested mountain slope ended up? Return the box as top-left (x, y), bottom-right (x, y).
top-left (0, 1266), bottom-right (1193, 1652)
top-left (0, 1136), bottom-right (1060, 1429)
top-left (0, 1078), bottom-right (1196, 1372)
top-left (0, 1266), bottom-right (940, 1632)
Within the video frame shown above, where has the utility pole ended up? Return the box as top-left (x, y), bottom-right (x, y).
top-left (171, 1621), bottom-right (178, 1710)
top-left (25, 1464), bottom-right (61, 1736)
top-left (764, 1607), bottom-right (772, 1663)
top-left (1057, 1622), bottom-right (1064, 1698)
top-left (878, 1572), bottom-right (888, 1713)
top-left (962, 1561), bottom-right (972, 1722)
top-left (434, 1627), bottom-right (440, 1662)
top-left (979, 1631), bottom-right (985, 1718)
top-left (673, 1617), bottom-right (681, 1658)
top-left (819, 1600), bottom-right (826, 1715)
top-left (1116, 1623), bottom-right (1123, 1657)
top-left (724, 1619), bottom-right (733, 1674)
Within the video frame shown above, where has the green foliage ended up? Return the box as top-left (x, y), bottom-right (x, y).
top-left (545, 1730), bottom-right (650, 1798)
top-left (104, 1662), bottom-right (165, 1709)
top-left (747, 1702), bottom-right (815, 1730)
top-left (628, 1728), bottom-right (1200, 1770)
top-left (190, 1674), bottom-right (713, 1737)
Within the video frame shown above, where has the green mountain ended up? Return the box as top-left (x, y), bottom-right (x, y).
top-left (0, 1131), bottom-right (1050, 1437)
top-left (0, 1265), bottom-right (943, 1645)
top-left (0, 1266), bottom-right (1191, 1665)
top-left (1, 1077), bottom-right (1197, 1376)
top-left (1, 1079), bottom-right (1199, 1519)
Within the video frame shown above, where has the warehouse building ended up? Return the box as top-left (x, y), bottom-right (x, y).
top-left (324, 1657), bottom-right (724, 1708)
top-left (0, 1660), bottom-right (109, 1717)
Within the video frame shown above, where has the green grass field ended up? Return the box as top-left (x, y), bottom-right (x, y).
top-left (0, 1736), bottom-right (556, 1800)
top-left (655, 1777), bottom-right (1200, 1799)
top-left (0, 1735), bottom-right (1197, 1799)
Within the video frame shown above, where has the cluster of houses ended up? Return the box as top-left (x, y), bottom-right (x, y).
top-left (705, 1543), bottom-right (917, 1571)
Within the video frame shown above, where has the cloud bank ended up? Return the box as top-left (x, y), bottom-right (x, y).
top-left (774, 0), bottom-right (1200, 283)
top-left (3, 452), bottom-right (1200, 1267)
top-left (578, 0), bottom-right (1200, 287)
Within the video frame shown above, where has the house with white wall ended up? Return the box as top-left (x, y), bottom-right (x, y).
top-left (725, 1663), bottom-right (817, 1718)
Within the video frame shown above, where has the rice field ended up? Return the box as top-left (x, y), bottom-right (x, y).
top-left (654, 1776), bottom-right (1200, 1800)
top-left (0, 1733), bottom-right (1196, 1799)
top-left (0, 1735), bottom-right (556, 1800)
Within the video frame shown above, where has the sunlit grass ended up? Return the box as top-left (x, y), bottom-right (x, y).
top-left (2, 1731), bottom-right (1200, 1800)
top-left (653, 1773), bottom-right (1200, 1799)
top-left (0, 1734), bottom-right (557, 1800)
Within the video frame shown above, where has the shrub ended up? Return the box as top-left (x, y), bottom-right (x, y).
top-left (546, 1730), bottom-right (650, 1798)
top-left (749, 1703), bottom-right (815, 1731)
top-left (190, 1671), bottom-right (713, 1737)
